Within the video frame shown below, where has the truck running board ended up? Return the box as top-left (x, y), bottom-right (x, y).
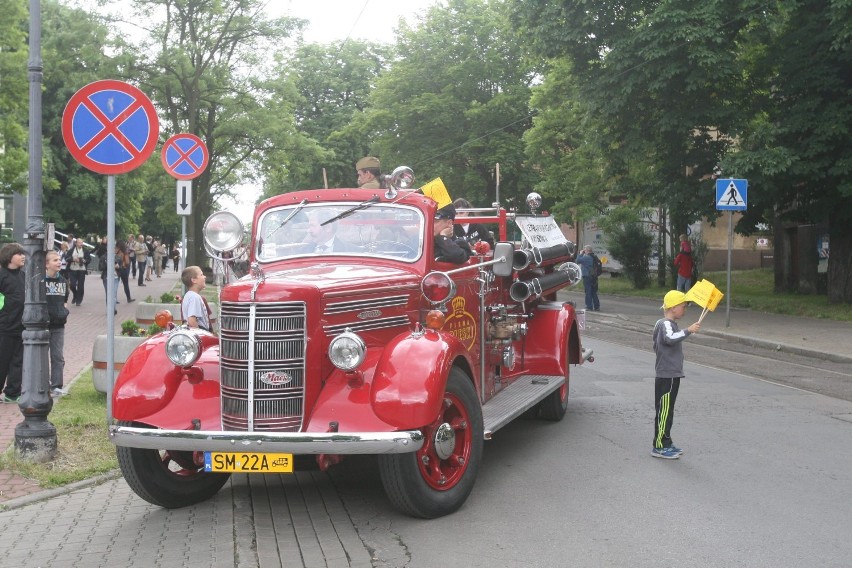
top-left (481, 374), bottom-right (565, 439)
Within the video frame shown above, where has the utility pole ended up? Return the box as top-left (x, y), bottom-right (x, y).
top-left (16, 0), bottom-right (57, 461)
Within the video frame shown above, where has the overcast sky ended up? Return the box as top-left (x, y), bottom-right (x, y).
top-left (271, 0), bottom-right (440, 44)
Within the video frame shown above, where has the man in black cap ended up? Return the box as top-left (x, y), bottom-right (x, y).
top-left (356, 156), bottom-right (382, 189)
top-left (433, 204), bottom-right (472, 264)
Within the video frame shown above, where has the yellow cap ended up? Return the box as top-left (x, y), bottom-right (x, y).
top-left (661, 290), bottom-right (688, 309)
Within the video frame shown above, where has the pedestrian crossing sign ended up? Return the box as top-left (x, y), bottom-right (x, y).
top-left (715, 178), bottom-right (748, 211)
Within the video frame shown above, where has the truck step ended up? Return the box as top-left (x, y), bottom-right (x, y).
top-left (481, 374), bottom-right (565, 439)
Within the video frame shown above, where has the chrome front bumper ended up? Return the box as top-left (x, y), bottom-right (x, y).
top-left (109, 425), bottom-right (424, 454)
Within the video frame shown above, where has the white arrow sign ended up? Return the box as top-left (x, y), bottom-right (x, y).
top-left (177, 181), bottom-right (192, 216)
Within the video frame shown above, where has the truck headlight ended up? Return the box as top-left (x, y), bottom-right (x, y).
top-left (328, 331), bottom-right (366, 371)
top-left (165, 330), bottom-right (202, 367)
top-left (203, 211), bottom-right (244, 253)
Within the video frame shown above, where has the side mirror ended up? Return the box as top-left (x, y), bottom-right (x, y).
top-left (492, 242), bottom-right (514, 277)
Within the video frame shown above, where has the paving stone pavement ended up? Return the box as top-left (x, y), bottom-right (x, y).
top-left (1, 268), bottom-right (181, 503)
top-left (0, 472), bottom-right (372, 568)
top-left (0, 266), bottom-right (376, 567)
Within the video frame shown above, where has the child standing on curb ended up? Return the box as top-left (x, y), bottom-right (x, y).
top-left (45, 250), bottom-right (70, 397)
top-left (652, 290), bottom-right (700, 459)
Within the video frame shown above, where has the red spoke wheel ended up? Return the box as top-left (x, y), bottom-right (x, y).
top-left (116, 421), bottom-right (230, 508)
top-left (378, 368), bottom-right (483, 518)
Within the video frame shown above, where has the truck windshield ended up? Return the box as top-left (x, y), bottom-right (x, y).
top-left (256, 202), bottom-right (424, 263)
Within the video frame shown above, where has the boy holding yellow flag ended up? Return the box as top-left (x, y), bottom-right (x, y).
top-left (651, 290), bottom-right (701, 459)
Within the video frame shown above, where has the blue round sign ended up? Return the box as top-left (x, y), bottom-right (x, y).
top-left (61, 80), bottom-right (159, 175)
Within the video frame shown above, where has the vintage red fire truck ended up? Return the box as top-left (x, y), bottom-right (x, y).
top-left (109, 168), bottom-right (592, 518)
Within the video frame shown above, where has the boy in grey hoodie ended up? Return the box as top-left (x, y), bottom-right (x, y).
top-left (652, 290), bottom-right (700, 459)
top-left (45, 250), bottom-right (70, 396)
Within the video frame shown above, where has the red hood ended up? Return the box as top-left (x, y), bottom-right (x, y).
top-left (220, 262), bottom-right (421, 303)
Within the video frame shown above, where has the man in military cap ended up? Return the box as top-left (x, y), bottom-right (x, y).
top-left (433, 204), bottom-right (472, 264)
top-left (356, 156), bottom-right (382, 189)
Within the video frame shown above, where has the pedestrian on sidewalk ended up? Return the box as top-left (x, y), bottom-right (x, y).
top-left (651, 290), bottom-right (701, 460)
top-left (126, 233), bottom-right (137, 279)
top-left (0, 242), bottom-right (26, 403)
top-left (673, 234), bottom-right (694, 292)
top-left (58, 241), bottom-right (70, 280)
top-left (116, 241), bottom-right (134, 303)
top-left (134, 234), bottom-right (148, 287)
top-left (144, 236), bottom-right (154, 281)
top-left (100, 242), bottom-right (122, 314)
top-left (180, 266), bottom-right (212, 332)
top-left (171, 244), bottom-right (180, 272)
top-left (153, 240), bottom-right (166, 278)
top-left (66, 237), bottom-right (91, 306)
top-left (44, 250), bottom-right (70, 397)
top-left (576, 245), bottom-right (601, 311)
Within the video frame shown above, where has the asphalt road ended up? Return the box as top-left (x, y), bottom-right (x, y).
top-left (580, 295), bottom-right (852, 402)
top-left (332, 334), bottom-right (852, 567)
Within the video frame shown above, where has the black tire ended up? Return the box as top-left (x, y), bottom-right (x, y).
top-left (115, 421), bottom-right (230, 508)
top-left (538, 377), bottom-right (569, 421)
top-left (378, 368), bottom-right (483, 518)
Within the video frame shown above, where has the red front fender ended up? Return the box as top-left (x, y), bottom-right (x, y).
top-left (112, 332), bottom-right (222, 430)
top-left (371, 329), bottom-right (470, 428)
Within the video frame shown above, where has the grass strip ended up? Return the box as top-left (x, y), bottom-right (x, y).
top-left (0, 370), bottom-right (117, 488)
top-left (598, 268), bottom-right (852, 322)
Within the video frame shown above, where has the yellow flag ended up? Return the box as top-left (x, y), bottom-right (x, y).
top-left (684, 279), bottom-right (715, 308)
top-left (706, 287), bottom-right (724, 311)
top-left (421, 178), bottom-right (453, 209)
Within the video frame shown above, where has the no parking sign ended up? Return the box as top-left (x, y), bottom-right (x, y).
top-left (161, 133), bottom-right (209, 180)
top-left (61, 80), bottom-right (159, 174)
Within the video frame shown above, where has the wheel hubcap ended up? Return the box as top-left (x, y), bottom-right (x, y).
top-left (416, 392), bottom-right (472, 491)
top-left (433, 423), bottom-right (455, 460)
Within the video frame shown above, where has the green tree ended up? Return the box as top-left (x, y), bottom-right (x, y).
top-left (724, 0), bottom-right (852, 303)
top-left (0, 0), bottom-right (28, 197)
top-left (40, 0), bottom-right (141, 238)
top-left (116, 0), bottom-right (305, 265)
top-left (511, 0), bottom-right (754, 276)
top-left (264, 40), bottom-right (390, 195)
top-left (357, 0), bottom-right (538, 209)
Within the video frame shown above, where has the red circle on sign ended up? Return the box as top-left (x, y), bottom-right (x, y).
top-left (61, 80), bottom-right (159, 175)
top-left (161, 133), bottom-right (209, 180)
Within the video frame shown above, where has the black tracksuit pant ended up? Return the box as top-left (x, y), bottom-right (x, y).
top-left (654, 377), bottom-right (680, 449)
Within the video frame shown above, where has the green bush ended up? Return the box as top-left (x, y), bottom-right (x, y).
top-left (600, 208), bottom-right (653, 289)
top-left (120, 319), bottom-right (146, 337)
top-left (159, 292), bottom-right (178, 303)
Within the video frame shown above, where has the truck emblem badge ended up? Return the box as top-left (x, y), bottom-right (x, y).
top-left (260, 370), bottom-right (293, 386)
top-left (357, 309), bottom-right (382, 320)
top-left (444, 297), bottom-right (477, 350)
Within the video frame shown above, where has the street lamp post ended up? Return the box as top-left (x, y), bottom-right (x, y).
top-left (15, 0), bottom-right (57, 461)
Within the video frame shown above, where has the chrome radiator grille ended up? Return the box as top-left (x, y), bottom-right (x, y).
top-left (219, 301), bottom-right (306, 432)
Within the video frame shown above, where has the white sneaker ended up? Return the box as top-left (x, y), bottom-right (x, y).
top-left (50, 388), bottom-right (67, 398)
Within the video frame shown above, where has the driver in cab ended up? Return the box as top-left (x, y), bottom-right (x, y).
top-left (433, 204), bottom-right (472, 264)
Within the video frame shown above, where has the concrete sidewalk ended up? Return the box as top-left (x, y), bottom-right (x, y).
top-left (0, 265), bottom-right (181, 504)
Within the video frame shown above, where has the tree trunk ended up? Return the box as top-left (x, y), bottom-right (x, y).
top-left (827, 230), bottom-right (852, 304)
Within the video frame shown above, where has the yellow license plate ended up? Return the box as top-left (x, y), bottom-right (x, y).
top-left (204, 452), bottom-right (293, 473)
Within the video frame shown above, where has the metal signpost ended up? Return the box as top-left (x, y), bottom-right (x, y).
top-left (715, 178), bottom-right (748, 327)
top-left (161, 133), bottom-right (209, 277)
top-left (61, 80), bottom-right (159, 423)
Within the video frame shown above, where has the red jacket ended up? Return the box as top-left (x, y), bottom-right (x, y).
top-left (674, 252), bottom-right (694, 278)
